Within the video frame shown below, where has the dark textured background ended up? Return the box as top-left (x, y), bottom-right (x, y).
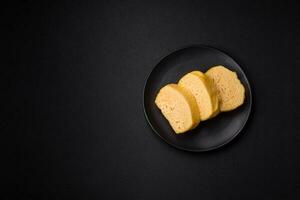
top-left (3, 0), bottom-right (300, 199)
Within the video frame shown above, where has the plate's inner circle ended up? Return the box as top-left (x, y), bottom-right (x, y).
top-left (144, 46), bottom-right (251, 151)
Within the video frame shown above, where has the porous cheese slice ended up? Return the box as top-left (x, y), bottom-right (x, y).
top-left (206, 66), bottom-right (245, 112)
top-left (155, 84), bottom-right (200, 134)
top-left (178, 71), bottom-right (219, 120)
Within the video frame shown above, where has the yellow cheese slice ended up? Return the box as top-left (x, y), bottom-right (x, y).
top-left (155, 84), bottom-right (200, 134)
top-left (178, 71), bottom-right (219, 120)
top-left (206, 66), bottom-right (245, 112)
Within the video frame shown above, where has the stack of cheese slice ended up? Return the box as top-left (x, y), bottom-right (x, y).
top-left (155, 65), bottom-right (245, 134)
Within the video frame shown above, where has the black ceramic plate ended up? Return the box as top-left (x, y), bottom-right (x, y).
top-left (143, 45), bottom-right (252, 152)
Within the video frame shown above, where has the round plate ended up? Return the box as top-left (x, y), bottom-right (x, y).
top-left (143, 45), bottom-right (252, 152)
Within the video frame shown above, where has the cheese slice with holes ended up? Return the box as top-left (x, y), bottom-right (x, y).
top-left (155, 84), bottom-right (200, 134)
top-left (206, 66), bottom-right (245, 112)
top-left (178, 71), bottom-right (219, 120)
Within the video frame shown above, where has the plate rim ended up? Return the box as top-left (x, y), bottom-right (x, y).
top-left (143, 44), bottom-right (252, 152)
